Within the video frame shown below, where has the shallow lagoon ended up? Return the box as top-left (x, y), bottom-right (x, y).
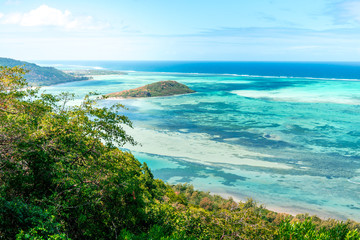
top-left (44, 71), bottom-right (360, 221)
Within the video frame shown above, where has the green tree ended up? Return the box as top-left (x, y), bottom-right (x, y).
top-left (0, 66), bottom-right (155, 239)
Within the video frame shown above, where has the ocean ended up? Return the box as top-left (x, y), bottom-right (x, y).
top-left (36, 61), bottom-right (360, 221)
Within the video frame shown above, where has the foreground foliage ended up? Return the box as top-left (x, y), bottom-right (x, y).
top-left (0, 66), bottom-right (359, 239)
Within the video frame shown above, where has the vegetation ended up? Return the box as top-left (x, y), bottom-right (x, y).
top-left (0, 58), bottom-right (88, 86)
top-left (107, 80), bottom-right (195, 98)
top-left (0, 66), bottom-right (359, 239)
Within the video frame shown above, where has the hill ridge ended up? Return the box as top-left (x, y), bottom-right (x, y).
top-left (0, 57), bottom-right (88, 86)
top-left (107, 80), bottom-right (195, 98)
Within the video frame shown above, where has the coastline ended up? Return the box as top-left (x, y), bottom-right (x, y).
top-left (212, 191), bottom-right (300, 216)
top-left (198, 190), bottom-right (350, 221)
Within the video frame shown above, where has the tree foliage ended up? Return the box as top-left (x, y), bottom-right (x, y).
top-left (0, 66), bottom-right (148, 239)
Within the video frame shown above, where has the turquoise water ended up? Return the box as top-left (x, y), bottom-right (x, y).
top-left (43, 67), bottom-right (360, 221)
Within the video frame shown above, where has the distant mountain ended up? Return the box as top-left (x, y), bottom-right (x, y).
top-left (0, 57), bottom-right (88, 86)
top-left (106, 80), bottom-right (195, 98)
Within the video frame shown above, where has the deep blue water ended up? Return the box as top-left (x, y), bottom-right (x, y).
top-left (36, 60), bottom-right (360, 79)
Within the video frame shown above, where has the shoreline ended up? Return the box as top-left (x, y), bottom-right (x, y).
top-left (207, 191), bottom-right (350, 221)
top-left (104, 92), bottom-right (197, 100)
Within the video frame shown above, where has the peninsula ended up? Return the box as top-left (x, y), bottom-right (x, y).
top-left (106, 80), bottom-right (195, 98)
top-left (0, 57), bottom-right (88, 86)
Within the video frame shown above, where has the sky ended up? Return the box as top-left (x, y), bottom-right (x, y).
top-left (1, 0), bottom-right (360, 61)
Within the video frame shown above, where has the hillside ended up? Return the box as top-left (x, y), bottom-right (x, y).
top-left (0, 57), bottom-right (88, 86)
top-left (107, 80), bottom-right (195, 98)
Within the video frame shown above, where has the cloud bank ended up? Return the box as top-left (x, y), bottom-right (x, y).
top-left (342, 1), bottom-right (360, 23)
top-left (0, 5), bottom-right (108, 30)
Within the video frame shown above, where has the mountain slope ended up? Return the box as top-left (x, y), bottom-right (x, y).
top-left (0, 57), bottom-right (88, 86)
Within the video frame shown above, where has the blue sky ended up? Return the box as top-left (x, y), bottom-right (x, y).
top-left (1, 0), bottom-right (360, 61)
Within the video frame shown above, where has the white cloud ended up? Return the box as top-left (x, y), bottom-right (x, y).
top-left (0, 5), bottom-right (108, 30)
top-left (341, 1), bottom-right (360, 23)
top-left (0, 13), bottom-right (3, 19)
top-left (288, 45), bottom-right (322, 50)
top-left (5, 0), bottom-right (21, 5)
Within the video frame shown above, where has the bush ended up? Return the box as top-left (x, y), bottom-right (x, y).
top-left (0, 197), bottom-right (67, 239)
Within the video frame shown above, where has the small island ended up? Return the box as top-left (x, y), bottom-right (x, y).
top-left (106, 80), bottom-right (195, 98)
